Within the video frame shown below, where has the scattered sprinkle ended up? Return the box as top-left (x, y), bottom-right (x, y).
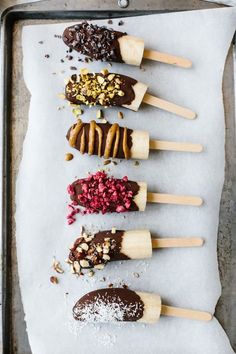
top-left (118, 20), bottom-right (124, 26)
top-left (133, 272), bottom-right (140, 278)
top-left (117, 111), bottom-right (124, 119)
top-left (45, 54), bottom-right (50, 58)
top-left (108, 19), bottom-right (113, 24)
top-left (70, 66), bottom-right (77, 71)
top-left (38, 40), bottom-right (43, 44)
top-left (134, 161), bottom-right (140, 167)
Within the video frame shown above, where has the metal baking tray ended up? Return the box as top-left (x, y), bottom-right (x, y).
top-left (1, 1), bottom-right (235, 353)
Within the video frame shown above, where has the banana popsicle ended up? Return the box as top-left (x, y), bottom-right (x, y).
top-left (65, 70), bottom-right (196, 119)
top-left (67, 119), bottom-right (203, 160)
top-left (73, 288), bottom-right (212, 323)
top-left (68, 228), bottom-right (203, 272)
top-left (67, 172), bottom-right (202, 222)
top-left (63, 22), bottom-right (192, 68)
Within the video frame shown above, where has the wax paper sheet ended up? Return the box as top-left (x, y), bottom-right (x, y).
top-left (16, 7), bottom-right (236, 354)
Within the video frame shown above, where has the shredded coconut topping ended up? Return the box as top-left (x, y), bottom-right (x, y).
top-left (73, 293), bottom-right (142, 322)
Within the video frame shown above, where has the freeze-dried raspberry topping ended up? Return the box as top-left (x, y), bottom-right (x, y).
top-left (66, 171), bottom-right (139, 223)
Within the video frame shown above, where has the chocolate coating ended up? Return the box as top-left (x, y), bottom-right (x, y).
top-left (70, 178), bottom-right (140, 212)
top-left (73, 288), bottom-right (144, 322)
top-left (63, 22), bottom-right (126, 62)
top-left (65, 73), bottom-right (137, 107)
top-left (67, 121), bottom-right (133, 159)
top-left (69, 230), bottom-right (129, 268)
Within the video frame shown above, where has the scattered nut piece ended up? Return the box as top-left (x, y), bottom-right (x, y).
top-left (100, 118), bottom-right (107, 124)
top-left (100, 69), bottom-right (109, 76)
top-left (88, 270), bottom-right (94, 277)
top-left (118, 111), bottom-right (124, 119)
top-left (108, 283), bottom-right (113, 288)
top-left (111, 227), bottom-right (116, 234)
top-left (133, 272), bottom-right (140, 278)
top-left (72, 108), bottom-right (83, 116)
top-left (53, 258), bottom-right (64, 274)
top-left (73, 261), bottom-right (81, 273)
top-left (58, 93), bottom-right (66, 99)
top-left (112, 161), bottom-right (118, 166)
top-left (103, 159), bottom-right (111, 166)
top-left (96, 109), bottom-right (103, 119)
top-left (50, 276), bottom-right (58, 284)
top-left (94, 264), bottom-right (105, 270)
top-left (65, 153), bottom-right (74, 161)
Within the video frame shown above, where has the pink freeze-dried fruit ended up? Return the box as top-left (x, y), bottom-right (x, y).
top-left (66, 171), bottom-right (140, 223)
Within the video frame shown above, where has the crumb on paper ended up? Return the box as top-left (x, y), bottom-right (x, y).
top-left (50, 276), bottom-right (58, 284)
top-left (53, 258), bottom-right (64, 274)
top-left (65, 153), bottom-right (74, 161)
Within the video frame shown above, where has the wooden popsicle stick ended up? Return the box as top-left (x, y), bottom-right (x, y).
top-left (143, 49), bottom-right (192, 68)
top-left (152, 237), bottom-right (204, 248)
top-left (149, 140), bottom-right (203, 153)
top-left (147, 192), bottom-right (203, 206)
top-left (161, 305), bottom-right (212, 321)
top-left (142, 93), bottom-right (196, 120)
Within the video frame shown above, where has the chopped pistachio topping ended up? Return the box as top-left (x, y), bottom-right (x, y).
top-left (66, 69), bottom-right (125, 107)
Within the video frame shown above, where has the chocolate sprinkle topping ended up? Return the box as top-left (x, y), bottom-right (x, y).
top-left (62, 22), bottom-right (126, 62)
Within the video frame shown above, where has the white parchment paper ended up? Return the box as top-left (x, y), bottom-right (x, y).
top-left (16, 8), bottom-right (236, 354)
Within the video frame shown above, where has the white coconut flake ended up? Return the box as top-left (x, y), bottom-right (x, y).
top-left (73, 294), bottom-right (141, 323)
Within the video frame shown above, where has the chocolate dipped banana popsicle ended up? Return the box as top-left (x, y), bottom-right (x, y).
top-left (67, 172), bottom-right (202, 223)
top-left (68, 228), bottom-right (203, 272)
top-left (67, 119), bottom-right (203, 160)
top-left (65, 70), bottom-right (196, 119)
top-left (63, 22), bottom-right (192, 68)
top-left (73, 288), bottom-right (212, 323)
